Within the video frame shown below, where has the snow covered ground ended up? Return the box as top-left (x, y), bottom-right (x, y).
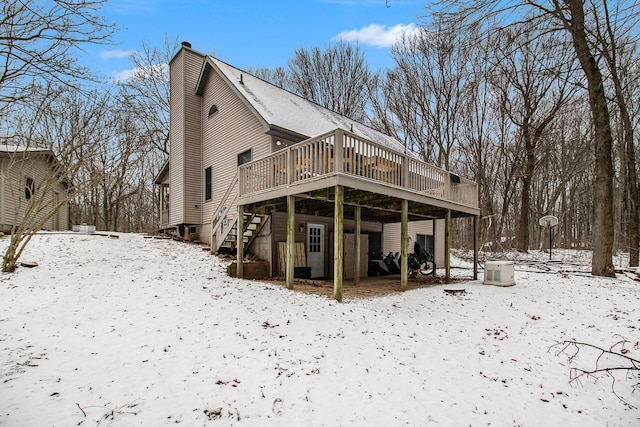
top-left (1, 232), bottom-right (638, 426)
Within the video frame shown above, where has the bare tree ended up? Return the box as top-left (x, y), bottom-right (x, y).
top-left (490, 24), bottom-right (575, 251)
top-left (534, 98), bottom-right (594, 249)
top-left (118, 36), bottom-right (177, 156)
top-left (458, 25), bottom-right (517, 250)
top-left (0, 0), bottom-right (115, 272)
top-left (551, 0), bottom-right (617, 276)
top-left (389, 21), bottom-right (471, 170)
top-left (1, 85), bottom-right (107, 272)
top-left (0, 0), bottom-right (115, 109)
top-left (245, 65), bottom-right (291, 90)
top-left (97, 114), bottom-right (146, 231)
top-left (592, 1), bottom-right (639, 266)
top-left (66, 90), bottom-right (152, 232)
top-left (437, 0), bottom-right (620, 276)
top-left (288, 41), bottom-right (373, 122)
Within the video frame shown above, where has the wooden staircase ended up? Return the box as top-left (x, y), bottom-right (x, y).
top-left (211, 171), bottom-right (269, 254)
top-left (217, 213), bottom-right (269, 254)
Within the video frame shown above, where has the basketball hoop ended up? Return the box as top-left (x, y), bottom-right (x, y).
top-left (539, 215), bottom-right (559, 260)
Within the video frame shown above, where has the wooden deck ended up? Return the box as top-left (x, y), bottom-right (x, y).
top-left (238, 128), bottom-right (479, 217)
top-left (233, 128), bottom-right (480, 301)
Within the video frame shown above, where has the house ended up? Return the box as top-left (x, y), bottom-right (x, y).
top-left (0, 145), bottom-right (70, 233)
top-left (157, 42), bottom-right (480, 300)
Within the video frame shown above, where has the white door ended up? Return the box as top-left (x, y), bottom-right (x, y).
top-left (307, 223), bottom-right (325, 278)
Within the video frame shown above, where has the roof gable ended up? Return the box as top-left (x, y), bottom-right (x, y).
top-left (0, 144), bottom-right (55, 160)
top-left (195, 56), bottom-right (406, 152)
top-left (0, 145), bottom-right (70, 188)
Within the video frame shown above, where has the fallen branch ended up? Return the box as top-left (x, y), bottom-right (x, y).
top-left (76, 403), bottom-right (86, 417)
top-left (96, 400), bottom-right (141, 425)
top-left (552, 338), bottom-right (639, 408)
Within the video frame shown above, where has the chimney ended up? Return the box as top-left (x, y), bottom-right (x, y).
top-left (181, 41), bottom-right (192, 49)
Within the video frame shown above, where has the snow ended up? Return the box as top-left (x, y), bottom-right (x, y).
top-left (209, 57), bottom-right (408, 154)
top-left (0, 145), bottom-right (52, 154)
top-left (1, 232), bottom-right (638, 426)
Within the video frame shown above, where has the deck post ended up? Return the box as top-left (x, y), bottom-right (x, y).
top-left (432, 218), bottom-right (437, 265)
top-left (286, 195), bottom-right (295, 290)
top-left (237, 204), bottom-right (244, 278)
top-left (354, 205), bottom-right (361, 286)
top-left (473, 215), bottom-right (479, 280)
top-left (334, 185), bottom-right (344, 302)
top-left (334, 129), bottom-right (344, 173)
top-left (445, 209), bottom-right (451, 283)
top-left (401, 154), bottom-right (409, 187)
top-left (401, 199), bottom-right (408, 290)
top-left (286, 148), bottom-right (294, 185)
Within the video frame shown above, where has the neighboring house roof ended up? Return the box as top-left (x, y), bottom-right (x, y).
top-left (0, 144), bottom-right (70, 189)
top-left (0, 144), bottom-right (54, 157)
top-left (196, 56), bottom-right (409, 153)
top-left (153, 159), bottom-right (170, 185)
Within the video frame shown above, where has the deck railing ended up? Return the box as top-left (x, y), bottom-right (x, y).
top-left (239, 128), bottom-right (478, 208)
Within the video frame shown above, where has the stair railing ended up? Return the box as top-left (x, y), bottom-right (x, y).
top-left (210, 170), bottom-right (239, 253)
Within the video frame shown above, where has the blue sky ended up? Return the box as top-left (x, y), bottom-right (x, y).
top-left (84, 0), bottom-right (429, 81)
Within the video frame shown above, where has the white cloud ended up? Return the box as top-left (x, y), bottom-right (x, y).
top-left (109, 0), bottom-right (156, 14)
top-left (100, 49), bottom-right (136, 60)
top-left (333, 23), bottom-right (420, 47)
top-left (111, 62), bottom-right (168, 83)
top-left (111, 68), bottom-right (137, 82)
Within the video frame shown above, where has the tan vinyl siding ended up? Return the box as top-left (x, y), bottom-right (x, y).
top-left (183, 51), bottom-right (204, 225)
top-left (169, 50), bottom-right (185, 225)
top-left (0, 161), bottom-right (5, 228)
top-left (383, 219), bottom-right (445, 267)
top-left (54, 185), bottom-right (69, 230)
top-left (169, 48), bottom-right (204, 226)
top-left (2, 157), bottom-right (36, 229)
top-left (0, 156), bottom-right (69, 232)
top-left (200, 67), bottom-right (270, 234)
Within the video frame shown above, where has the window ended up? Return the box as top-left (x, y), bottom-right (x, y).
top-left (204, 166), bottom-right (212, 201)
top-left (308, 227), bottom-right (321, 253)
top-left (416, 234), bottom-right (434, 256)
top-left (25, 177), bottom-right (35, 200)
top-left (237, 149), bottom-right (252, 166)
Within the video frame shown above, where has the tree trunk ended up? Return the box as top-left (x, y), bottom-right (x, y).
top-left (517, 126), bottom-right (535, 252)
top-left (2, 238), bottom-right (18, 273)
top-left (598, 0), bottom-right (639, 267)
top-left (609, 48), bottom-right (639, 267)
top-left (563, 0), bottom-right (615, 277)
top-left (625, 120), bottom-right (639, 266)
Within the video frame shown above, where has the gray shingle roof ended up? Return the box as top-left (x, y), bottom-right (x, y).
top-left (207, 57), bottom-right (407, 153)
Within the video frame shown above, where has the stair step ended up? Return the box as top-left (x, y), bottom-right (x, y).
top-left (214, 213), bottom-right (269, 254)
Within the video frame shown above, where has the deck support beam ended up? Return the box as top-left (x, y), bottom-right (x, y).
top-left (473, 215), bottom-right (479, 280)
top-left (354, 205), bottom-right (361, 286)
top-left (445, 209), bottom-right (451, 283)
top-left (401, 199), bottom-right (408, 290)
top-left (333, 185), bottom-right (344, 302)
top-left (286, 195), bottom-right (295, 289)
top-left (433, 218), bottom-right (437, 266)
top-left (237, 204), bottom-right (244, 279)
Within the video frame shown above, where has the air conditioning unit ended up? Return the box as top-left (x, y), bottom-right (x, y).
top-left (483, 261), bottom-right (515, 286)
